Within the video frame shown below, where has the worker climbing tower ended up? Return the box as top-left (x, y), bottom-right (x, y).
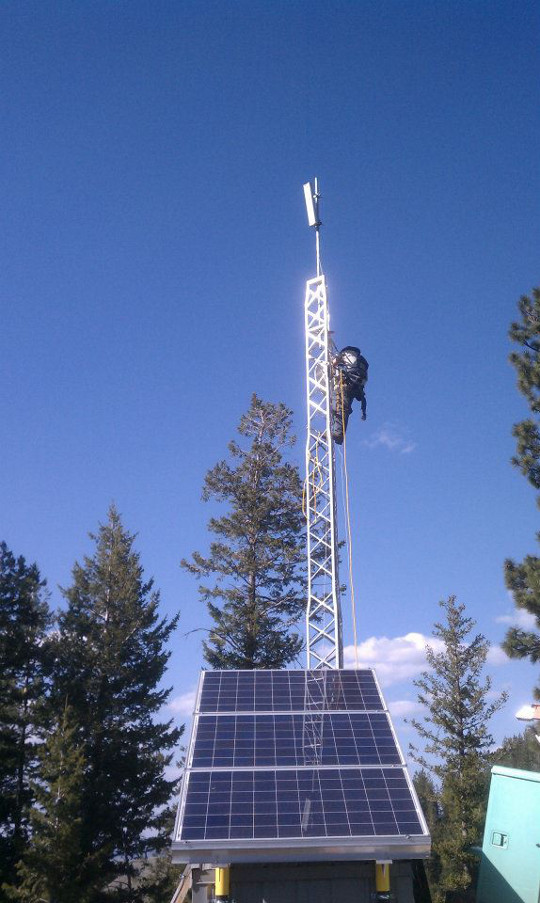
top-left (303, 179), bottom-right (343, 670)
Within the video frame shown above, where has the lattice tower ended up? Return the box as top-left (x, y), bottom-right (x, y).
top-left (304, 272), bottom-right (343, 669)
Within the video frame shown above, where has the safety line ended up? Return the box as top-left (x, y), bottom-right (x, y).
top-left (339, 372), bottom-right (359, 668)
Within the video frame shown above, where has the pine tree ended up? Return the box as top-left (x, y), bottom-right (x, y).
top-left (492, 725), bottom-right (540, 771)
top-left (0, 543), bottom-right (51, 894)
top-left (135, 805), bottom-right (181, 903)
top-left (50, 506), bottom-right (182, 901)
top-left (6, 705), bottom-right (101, 903)
top-left (182, 394), bottom-right (306, 669)
top-left (138, 848), bottom-right (181, 903)
top-left (503, 288), bottom-right (540, 692)
top-left (413, 770), bottom-right (442, 894)
top-left (409, 596), bottom-right (507, 902)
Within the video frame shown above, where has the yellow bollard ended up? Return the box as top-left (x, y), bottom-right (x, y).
top-left (215, 866), bottom-right (230, 901)
top-left (375, 860), bottom-right (391, 897)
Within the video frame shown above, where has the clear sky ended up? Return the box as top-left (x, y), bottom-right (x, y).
top-left (1, 1), bottom-right (539, 750)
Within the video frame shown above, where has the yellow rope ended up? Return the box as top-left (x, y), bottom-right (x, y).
top-left (339, 372), bottom-right (359, 668)
top-left (303, 439), bottom-right (324, 519)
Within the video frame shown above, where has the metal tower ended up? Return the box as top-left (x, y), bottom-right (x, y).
top-left (303, 179), bottom-right (343, 670)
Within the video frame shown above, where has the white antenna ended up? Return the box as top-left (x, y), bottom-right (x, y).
top-left (303, 178), bottom-right (322, 277)
top-left (303, 178), bottom-right (343, 670)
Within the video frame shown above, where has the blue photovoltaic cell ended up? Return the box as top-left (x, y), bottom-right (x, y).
top-left (179, 768), bottom-right (423, 841)
top-left (191, 712), bottom-right (401, 768)
top-left (175, 669), bottom-right (425, 848)
top-left (198, 669), bottom-right (383, 713)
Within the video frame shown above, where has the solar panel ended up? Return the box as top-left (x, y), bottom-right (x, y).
top-left (198, 668), bottom-right (383, 713)
top-left (191, 713), bottom-right (401, 768)
top-left (172, 669), bottom-right (430, 864)
top-left (181, 768), bottom-right (422, 840)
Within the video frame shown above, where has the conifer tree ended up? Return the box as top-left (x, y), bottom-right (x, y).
top-left (50, 506), bottom-right (182, 901)
top-left (409, 596), bottom-right (507, 902)
top-left (182, 394), bottom-right (306, 669)
top-left (7, 705), bottom-right (101, 903)
top-left (0, 543), bottom-right (51, 893)
top-left (503, 288), bottom-right (540, 693)
top-left (492, 725), bottom-right (540, 771)
top-left (412, 770), bottom-right (442, 893)
top-left (138, 837), bottom-right (181, 903)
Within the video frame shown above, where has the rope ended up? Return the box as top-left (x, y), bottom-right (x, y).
top-left (303, 437), bottom-right (324, 519)
top-left (339, 372), bottom-right (359, 668)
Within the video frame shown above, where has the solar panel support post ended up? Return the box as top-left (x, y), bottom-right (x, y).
top-left (375, 861), bottom-right (392, 900)
top-left (303, 179), bottom-right (343, 670)
top-left (215, 866), bottom-right (230, 901)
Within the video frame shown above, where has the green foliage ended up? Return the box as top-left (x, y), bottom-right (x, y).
top-left (413, 770), bottom-right (442, 893)
top-left (0, 543), bottom-right (51, 895)
top-left (414, 769), bottom-right (440, 831)
top-left (137, 850), bottom-right (182, 903)
top-left (508, 288), bottom-right (540, 429)
top-left (182, 394), bottom-right (306, 669)
top-left (492, 725), bottom-right (540, 771)
top-left (50, 506), bottom-right (182, 901)
top-left (6, 706), bottom-right (101, 903)
top-left (504, 288), bottom-right (540, 695)
top-left (409, 596), bottom-right (507, 901)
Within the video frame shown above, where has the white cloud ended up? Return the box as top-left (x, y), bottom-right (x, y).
top-left (387, 699), bottom-right (423, 718)
top-left (344, 632), bottom-right (444, 687)
top-left (487, 645), bottom-right (509, 666)
top-left (496, 609), bottom-right (537, 629)
top-left (345, 631), bottom-right (509, 688)
top-left (165, 762), bottom-right (183, 782)
top-left (362, 424), bottom-right (416, 455)
top-left (169, 689), bottom-right (197, 716)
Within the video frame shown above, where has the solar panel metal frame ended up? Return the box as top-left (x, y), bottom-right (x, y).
top-left (172, 669), bottom-right (430, 865)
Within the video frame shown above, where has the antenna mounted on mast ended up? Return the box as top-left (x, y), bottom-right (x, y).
top-left (303, 178), bottom-right (322, 277)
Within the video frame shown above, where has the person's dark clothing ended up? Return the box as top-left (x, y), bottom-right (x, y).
top-left (331, 346), bottom-right (368, 444)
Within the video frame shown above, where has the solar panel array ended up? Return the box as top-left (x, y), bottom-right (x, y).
top-left (191, 713), bottom-right (401, 768)
top-left (174, 669), bottom-right (428, 856)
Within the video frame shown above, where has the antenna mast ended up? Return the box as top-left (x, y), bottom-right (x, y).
top-left (302, 179), bottom-right (343, 669)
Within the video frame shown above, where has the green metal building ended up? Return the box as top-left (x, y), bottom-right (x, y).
top-left (477, 765), bottom-right (540, 903)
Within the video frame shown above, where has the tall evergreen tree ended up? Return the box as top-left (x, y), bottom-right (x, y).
top-left (409, 596), bottom-right (507, 903)
top-left (413, 770), bottom-right (442, 894)
top-left (50, 506), bottom-right (182, 901)
top-left (0, 543), bottom-right (51, 894)
top-left (503, 288), bottom-right (540, 693)
top-left (6, 705), bottom-right (101, 903)
top-left (182, 394), bottom-right (306, 669)
top-left (137, 815), bottom-right (181, 903)
top-left (492, 725), bottom-right (540, 772)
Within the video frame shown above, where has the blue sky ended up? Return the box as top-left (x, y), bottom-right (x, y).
top-left (1, 1), bottom-right (539, 750)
